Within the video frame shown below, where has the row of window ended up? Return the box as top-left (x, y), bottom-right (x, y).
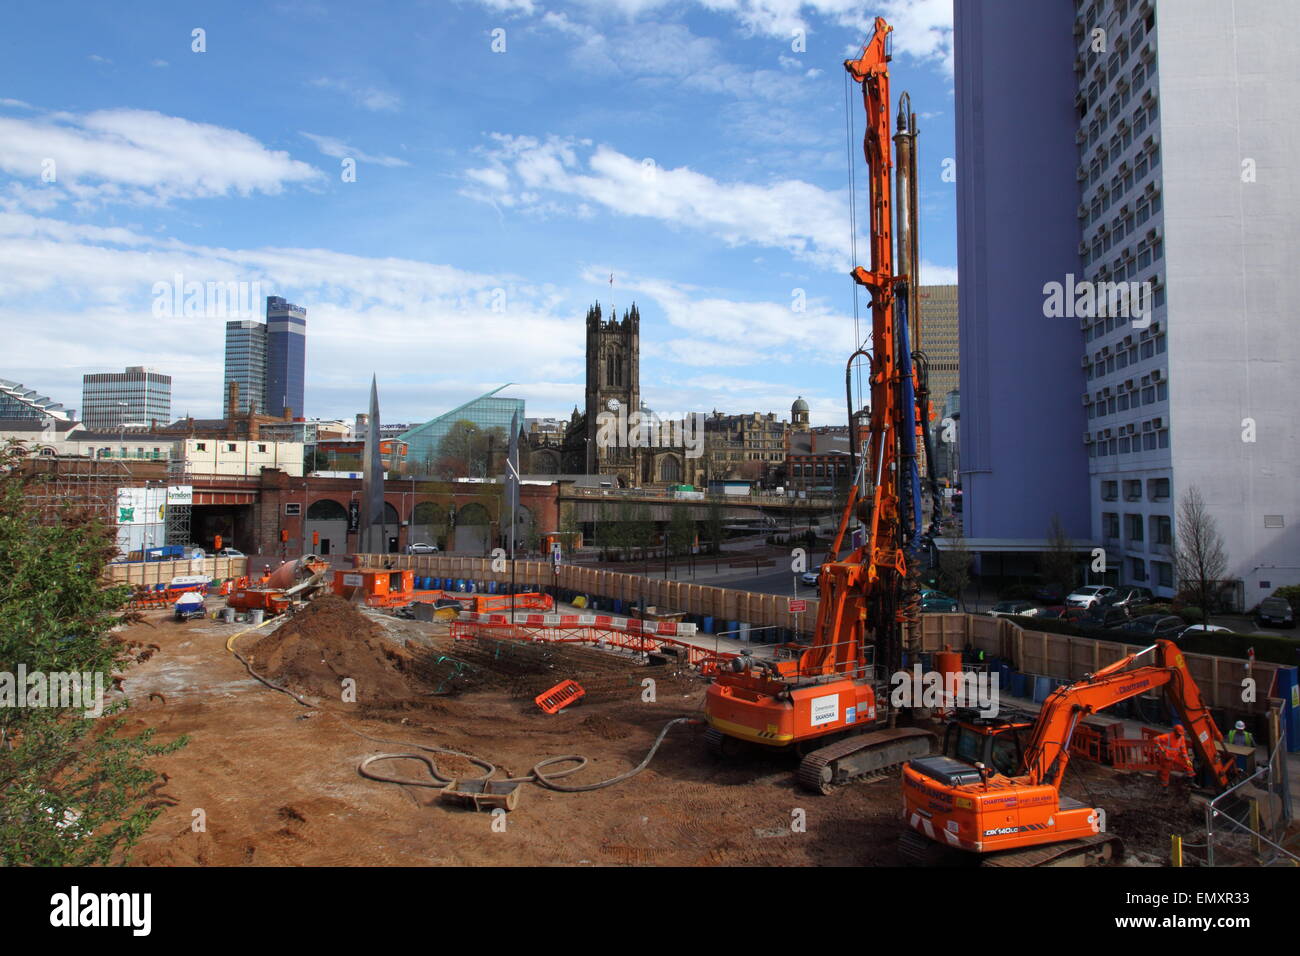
top-left (1087, 380), bottom-right (1167, 418)
top-left (1101, 511), bottom-right (1172, 545)
top-left (193, 442), bottom-right (270, 453)
top-left (1090, 430), bottom-right (1169, 457)
top-left (791, 462), bottom-right (850, 478)
top-left (1086, 333), bottom-right (1166, 378)
top-left (1101, 477), bottom-right (1169, 501)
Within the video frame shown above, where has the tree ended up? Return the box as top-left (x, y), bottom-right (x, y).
top-left (1039, 514), bottom-right (1077, 601)
top-left (704, 501), bottom-right (725, 555)
top-left (1172, 486), bottom-right (1228, 627)
top-left (433, 421), bottom-right (506, 480)
top-left (667, 506), bottom-right (694, 558)
top-left (0, 446), bottom-right (185, 864)
top-left (937, 526), bottom-right (972, 610)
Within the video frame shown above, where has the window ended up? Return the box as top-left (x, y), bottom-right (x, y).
top-left (1265, 515), bottom-right (1285, 529)
top-left (1148, 477), bottom-right (1169, 500)
top-left (1126, 513), bottom-right (1144, 541)
top-left (1103, 513), bottom-right (1120, 538)
top-left (1154, 561), bottom-right (1173, 588)
top-left (1130, 557), bottom-right (1147, 581)
top-left (196, 442), bottom-right (206, 451)
top-left (258, 443), bottom-right (268, 453)
top-left (1124, 479), bottom-right (1141, 500)
top-left (1152, 514), bottom-right (1172, 544)
top-left (226, 443), bottom-right (237, 452)
top-left (1102, 481), bottom-right (1118, 501)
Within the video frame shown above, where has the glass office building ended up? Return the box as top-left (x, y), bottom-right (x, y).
top-left (223, 319), bottom-right (267, 414)
top-left (400, 386), bottom-right (524, 473)
top-left (266, 296), bottom-right (307, 419)
top-left (81, 367), bottom-right (171, 429)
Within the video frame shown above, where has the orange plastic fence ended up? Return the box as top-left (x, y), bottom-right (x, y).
top-left (450, 619), bottom-right (736, 674)
top-left (535, 679), bottom-right (585, 714)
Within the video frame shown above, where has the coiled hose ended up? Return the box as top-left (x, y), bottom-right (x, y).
top-left (355, 716), bottom-right (696, 793)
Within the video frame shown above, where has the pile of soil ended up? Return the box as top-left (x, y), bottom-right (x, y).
top-left (246, 595), bottom-right (415, 703)
top-left (580, 714), bottom-right (630, 740)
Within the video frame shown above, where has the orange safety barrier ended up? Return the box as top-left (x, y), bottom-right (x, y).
top-left (1110, 726), bottom-right (1192, 784)
top-left (472, 592), bottom-right (554, 613)
top-left (450, 619), bottom-right (736, 673)
top-left (535, 679), bottom-right (585, 714)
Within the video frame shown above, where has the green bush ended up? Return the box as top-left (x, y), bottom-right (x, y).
top-left (1176, 630), bottom-right (1300, 666)
top-left (1273, 585), bottom-right (1300, 614)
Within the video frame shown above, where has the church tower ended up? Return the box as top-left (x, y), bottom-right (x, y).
top-left (583, 302), bottom-right (641, 483)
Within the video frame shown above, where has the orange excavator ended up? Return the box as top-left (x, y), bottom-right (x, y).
top-left (899, 639), bottom-right (1238, 866)
top-left (703, 17), bottom-right (941, 793)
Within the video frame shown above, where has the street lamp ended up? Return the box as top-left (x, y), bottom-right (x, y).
top-left (115, 402), bottom-right (129, 456)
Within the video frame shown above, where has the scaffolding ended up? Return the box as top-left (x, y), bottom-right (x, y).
top-left (19, 456), bottom-right (132, 528)
top-left (165, 458), bottom-right (192, 547)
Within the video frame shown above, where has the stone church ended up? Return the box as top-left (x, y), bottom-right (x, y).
top-left (528, 302), bottom-right (706, 488)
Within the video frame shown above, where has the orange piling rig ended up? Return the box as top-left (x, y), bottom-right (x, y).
top-left (900, 639), bottom-right (1237, 866)
top-left (702, 17), bottom-right (935, 795)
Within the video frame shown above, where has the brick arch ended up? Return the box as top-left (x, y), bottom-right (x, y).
top-left (307, 498), bottom-right (348, 520)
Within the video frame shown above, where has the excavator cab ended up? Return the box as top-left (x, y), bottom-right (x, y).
top-left (942, 712), bottom-right (1033, 778)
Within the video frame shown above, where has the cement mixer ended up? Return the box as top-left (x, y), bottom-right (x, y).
top-left (226, 555), bottom-right (330, 616)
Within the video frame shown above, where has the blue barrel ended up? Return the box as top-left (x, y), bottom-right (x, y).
top-left (1010, 672), bottom-right (1027, 698)
top-left (998, 662), bottom-right (1013, 690)
top-left (1032, 676), bottom-right (1053, 703)
top-left (1278, 668), bottom-right (1300, 752)
top-left (614, 599), bottom-right (624, 614)
top-left (455, 579), bottom-right (465, 592)
top-left (702, 616), bottom-right (714, 634)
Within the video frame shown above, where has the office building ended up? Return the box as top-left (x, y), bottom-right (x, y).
top-left (81, 367), bottom-right (170, 429)
top-left (955, 0), bottom-right (1300, 600)
top-left (223, 319), bottom-right (267, 415)
top-left (265, 296), bottom-right (307, 419)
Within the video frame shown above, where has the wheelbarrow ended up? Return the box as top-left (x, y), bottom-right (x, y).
top-left (438, 778), bottom-right (522, 812)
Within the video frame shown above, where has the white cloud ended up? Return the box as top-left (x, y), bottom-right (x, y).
top-left (309, 77), bottom-right (401, 112)
top-left (301, 132), bottom-right (410, 167)
top-left (464, 134), bottom-right (852, 269)
top-left (0, 107), bottom-right (323, 208)
top-left (0, 212), bottom-right (585, 420)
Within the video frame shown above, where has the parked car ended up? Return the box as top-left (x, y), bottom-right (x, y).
top-left (1178, 623), bottom-right (1232, 636)
top-left (801, 566), bottom-right (822, 587)
top-left (987, 601), bottom-right (1039, 619)
top-left (920, 589), bottom-right (959, 613)
top-left (1037, 605), bottom-right (1089, 622)
top-left (1065, 585), bottom-right (1114, 609)
top-left (1032, 585), bottom-right (1064, 604)
top-left (1119, 614), bottom-right (1186, 638)
top-left (216, 547), bottom-right (244, 558)
top-left (1254, 596), bottom-right (1295, 629)
top-left (406, 542), bottom-right (440, 554)
top-left (1077, 606), bottom-right (1131, 632)
top-left (1100, 586), bottom-right (1155, 611)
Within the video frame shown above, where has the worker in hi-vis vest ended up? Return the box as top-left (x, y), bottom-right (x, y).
top-left (1228, 720), bottom-right (1256, 748)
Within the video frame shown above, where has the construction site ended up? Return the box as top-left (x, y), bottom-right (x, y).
top-left (111, 584), bottom-right (1279, 868)
top-left (9, 10), bottom-right (1298, 890)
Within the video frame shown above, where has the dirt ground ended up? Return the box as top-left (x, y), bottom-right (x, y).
top-left (110, 603), bottom-right (1194, 866)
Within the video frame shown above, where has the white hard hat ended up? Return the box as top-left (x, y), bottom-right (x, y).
top-left (1235, 721), bottom-right (1246, 731)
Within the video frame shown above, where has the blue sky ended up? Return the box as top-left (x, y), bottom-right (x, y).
top-left (0, 0), bottom-right (956, 428)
